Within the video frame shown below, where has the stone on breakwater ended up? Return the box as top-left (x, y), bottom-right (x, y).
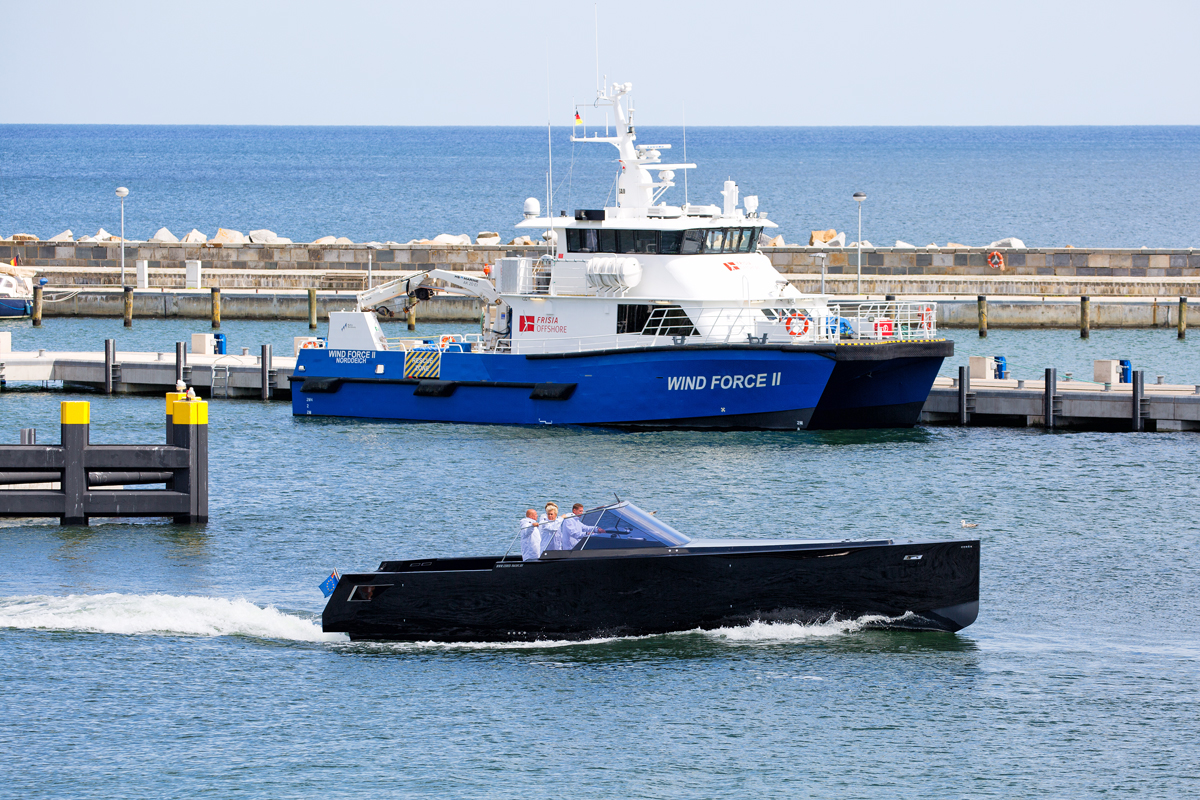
top-left (48, 230), bottom-right (73, 242)
top-left (248, 229), bottom-right (291, 244)
top-left (809, 229), bottom-right (838, 245)
top-left (433, 233), bottom-right (471, 245)
top-left (181, 229), bottom-right (207, 243)
top-left (212, 228), bottom-right (246, 244)
top-left (9, 233), bottom-right (38, 242)
top-left (989, 237), bottom-right (1027, 249)
top-left (150, 227), bottom-right (179, 243)
top-left (476, 232), bottom-right (500, 245)
top-left (311, 236), bottom-right (337, 245)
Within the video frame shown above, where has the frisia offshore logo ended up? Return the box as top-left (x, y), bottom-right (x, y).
top-left (519, 315), bottom-right (535, 332)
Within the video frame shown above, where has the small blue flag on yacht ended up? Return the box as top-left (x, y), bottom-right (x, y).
top-left (319, 570), bottom-right (340, 598)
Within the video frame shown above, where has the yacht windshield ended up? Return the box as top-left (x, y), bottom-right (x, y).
top-left (575, 502), bottom-right (691, 550)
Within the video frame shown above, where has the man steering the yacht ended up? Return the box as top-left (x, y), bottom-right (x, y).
top-left (552, 503), bottom-right (605, 551)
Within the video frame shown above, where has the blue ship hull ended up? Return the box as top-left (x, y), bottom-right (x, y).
top-left (292, 345), bottom-right (837, 430)
top-left (291, 340), bottom-right (953, 431)
top-left (0, 298), bottom-right (31, 318)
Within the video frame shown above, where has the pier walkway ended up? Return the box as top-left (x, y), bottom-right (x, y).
top-left (922, 374), bottom-right (1200, 431)
top-left (0, 348), bottom-right (294, 399)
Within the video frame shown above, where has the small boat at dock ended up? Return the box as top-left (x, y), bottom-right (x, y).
top-left (322, 500), bottom-right (980, 642)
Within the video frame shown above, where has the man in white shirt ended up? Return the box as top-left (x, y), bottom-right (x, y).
top-left (519, 509), bottom-right (543, 561)
top-left (555, 503), bottom-right (605, 551)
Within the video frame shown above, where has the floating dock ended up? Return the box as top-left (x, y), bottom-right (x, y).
top-left (921, 371), bottom-right (1200, 431)
top-left (0, 347), bottom-right (294, 399)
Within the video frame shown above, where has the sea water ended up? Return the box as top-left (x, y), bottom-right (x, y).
top-left (3, 125), bottom-right (1200, 248)
top-left (1, 317), bottom-right (1199, 797)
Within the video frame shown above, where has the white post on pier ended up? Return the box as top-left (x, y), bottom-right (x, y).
top-left (853, 191), bottom-right (866, 296)
top-left (115, 187), bottom-right (129, 287)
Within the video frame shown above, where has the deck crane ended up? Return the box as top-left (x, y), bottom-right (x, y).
top-left (355, 269), bottom-right (500, 314)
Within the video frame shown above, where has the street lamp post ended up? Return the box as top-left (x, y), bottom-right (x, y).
top-left (115, 187), bottom-right (129, 287)
top-left (853, 191), bottom-right (866, 296)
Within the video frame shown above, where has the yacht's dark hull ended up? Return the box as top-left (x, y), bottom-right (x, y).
top-left (323, 538), bottom-right (979, 642)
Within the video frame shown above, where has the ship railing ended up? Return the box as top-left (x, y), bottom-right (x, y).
top-left (380, 333), bottom-right (483, 352)
top-left (829, 301), bottom-right (937, 341)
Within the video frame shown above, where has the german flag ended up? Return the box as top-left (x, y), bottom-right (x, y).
top-left (574, 111), bottom-right (582, 126)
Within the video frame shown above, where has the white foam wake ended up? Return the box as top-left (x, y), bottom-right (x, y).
top-left (706, 613), bottom-right (916, 643)
top-left (0, 593), bottom-right (348, 642)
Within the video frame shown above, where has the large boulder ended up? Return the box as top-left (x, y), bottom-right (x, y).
top-left (476, 231), bottom-right (501, 245)
top-left (509, 235), bottom-right (535, 246)
top-left (847, 240), bottom-right (873, 248)
top-left (766, 234), bottom-right (786, 247)
top-left (335, 236), bottom-right (354, 245)
top-left (48, 230), bottom-right (74, 242)
top-left (894, 240), bottom-right (915, 249)
top-left (824, 232), bottom-right (845, 247)
top-left (809, 228), bottom-right (838, 245)
top-left (433, 233), bottom-right (471, 245)
top-left (181, 229), bottom-right (208, 243)
top-left (10, 233), bottom-right (38, 242)
top-left (211, 228), bottom-right (246, 244)
top-left (93, 228), bottom-right (113, 241)
top-left (312, 235), bottom-right (337, 245)
top-left (988, 237), bottom-right (1026, 249)
top-left (247, 229), bottom-right (280, 244)
top-left (150, 227), bottom-right (179, 243)
top-left (945, 242), bottom-right (970, 249)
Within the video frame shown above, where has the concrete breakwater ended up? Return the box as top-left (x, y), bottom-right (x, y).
top-left (4, 240), bottom-right (1198, 292)
top-left (20, 287), bottom-right (1193, 328)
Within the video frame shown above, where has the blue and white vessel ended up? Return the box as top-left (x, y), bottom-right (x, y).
top-left (292, 82), bottom-right (951, 429)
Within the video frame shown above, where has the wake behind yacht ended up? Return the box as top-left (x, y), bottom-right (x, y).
top-left (292, 82), bottom-right (951, 429)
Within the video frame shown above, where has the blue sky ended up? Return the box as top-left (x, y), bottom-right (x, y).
top-left (3, 0), bottom-right (1198, 126)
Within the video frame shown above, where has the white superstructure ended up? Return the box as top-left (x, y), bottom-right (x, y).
top-left (327, 81), bottom-right (935, 354)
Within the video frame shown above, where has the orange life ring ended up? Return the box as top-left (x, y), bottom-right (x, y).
top-left (919, 306), bottom-right (933, 330)
top-left (300, 340), bottom-right (321, 349)
top-left (785, 313), bottom-right (810, 336)
top-left (439, 334), bottom-right (456, 348)
top-left (987, 251), bottom-right (1004, 269)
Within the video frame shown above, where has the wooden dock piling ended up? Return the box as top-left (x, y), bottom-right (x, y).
top-left (1044, 368), bottom-right (1057, 429)
top-left (407, 305), bottom-right (417, 331)
top-left (211, 288), bottom-right (221, 329)
top-left (175, 341), bottom-right (186, 384)
top-left (1080, 296), bottom-right (1090, 339)
top-left (261, 344), bottom-right (272, 401)
top-left (958, 366), bottom-right (970, 425)
top-left (104, 339), bottom-right (115, 395)
top-left (32, 285), bottom-right (42, 327)
top-left (1180, 297), bottom-right (1188, 340)
top-left (123, 287), bottom-right (133, 328)
top-left (977, 295), bottom-right (987, 338)
top-left (308, 288), bottom-right (318, 330)
top-left (1132, 370), bottom-right (1145, 431)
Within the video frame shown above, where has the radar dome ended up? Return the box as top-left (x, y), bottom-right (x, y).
top-left (523, 198), bottom-right (541, 219)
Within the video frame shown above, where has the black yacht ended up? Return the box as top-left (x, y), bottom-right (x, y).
top-left (322, 501), bottom-right (979, 642)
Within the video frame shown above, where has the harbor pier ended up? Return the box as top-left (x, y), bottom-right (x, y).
top-left (0, 338), bottom-right (294, 399)
top-left (922, 370), bottom-right (1200, 431)
top-left (0, 397), bottom-right (208, 524)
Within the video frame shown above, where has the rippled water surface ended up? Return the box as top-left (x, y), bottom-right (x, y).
top-left (2, 320), bottom-right (1199, 798)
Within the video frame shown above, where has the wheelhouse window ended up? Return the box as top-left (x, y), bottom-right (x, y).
top-left (616, 304), bottom-right (697, 337)
top-left (564, 227), bottom-right (763, 255)
top-left (348, 585), bottom-right (392, 602)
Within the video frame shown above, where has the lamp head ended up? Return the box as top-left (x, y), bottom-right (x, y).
top-left (115, 187), bottom-right (129, 199)
top-left (853, 192), bottom-right (866, 203)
